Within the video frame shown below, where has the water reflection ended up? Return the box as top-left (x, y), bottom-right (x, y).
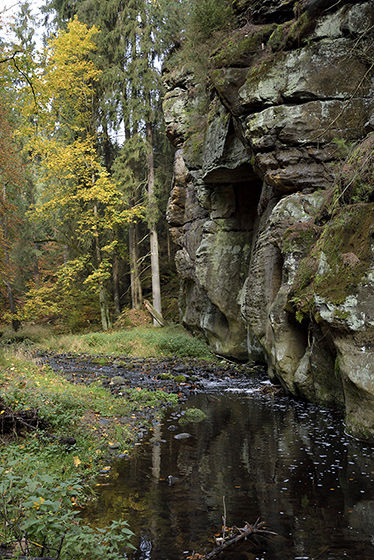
top-left (83, 390), bottom-right (374, 560)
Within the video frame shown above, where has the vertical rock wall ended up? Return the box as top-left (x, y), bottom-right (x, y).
top-left (163, 0), bottom-right (374, 439)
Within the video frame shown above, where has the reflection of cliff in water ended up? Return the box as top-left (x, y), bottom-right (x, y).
top-left (83, 390), bottom-right (374, 560)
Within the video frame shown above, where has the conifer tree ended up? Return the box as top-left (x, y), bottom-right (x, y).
top-left (19, 18), bottom-right (145, 329)
top-left (46, 0), bottom-right (168, 321)
top-left (0, 1), bottom-right (38, 320)
top-left (0, 103), bottom-right (24, 316)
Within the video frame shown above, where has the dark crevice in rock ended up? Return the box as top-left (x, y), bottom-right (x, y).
top-left (163, 0), bottom-right (374, 439)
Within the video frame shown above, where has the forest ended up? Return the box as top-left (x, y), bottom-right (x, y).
top-left (0, 0), bottom-right (230, 332)
top-left (2, 1), bottom-right (374, 558)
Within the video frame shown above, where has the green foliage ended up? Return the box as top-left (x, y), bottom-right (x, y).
top-left (0, 99), bottom-right (28, 317)
top-left (1, 353), bottom-right (131, 428)
top-left (1, 0), bottom-right (181, 325)
top-left (334, 133), bottom-right (374, 205)
top-left (0, 342), bottom-right (178, 458)
top-left (332, 137), bottom-right (354, 158)
top-left (120, 387), bottom-right (178, 408)
top-left (288, 204), bottom-right (374, 321)
top-left (0, 324), bottom-right (54, 345)
top-left (154, 0), bottom-right (193, 51)
top-left (191, 0), bottom-right (233, 39)
top-left (157, 329), bottom-right (213, 359)
top-left (18, 272), bottom-right (103, 330)
top-left (267, 11), bottom-right (312, 51)
top-left (0, 458), bottom-right (135, 559)
top-left (0, 345), bottom-right (184, 558)
top-left (158, 372), bottom-right (186, 382)
top-left (282, 222), bottom-right (320, 255)
top-left (158, 372), bottom-right (175, 381)
top-left (295, 309), bottom-right (305, 324)
top-left (211, 28), bottom-right (274, 67)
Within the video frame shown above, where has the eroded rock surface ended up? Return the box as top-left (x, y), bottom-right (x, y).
top-left (163, 0), bottom-right (374, 439)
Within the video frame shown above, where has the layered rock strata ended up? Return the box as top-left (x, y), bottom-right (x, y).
top-left (163, 0), bottom-right (374, 439)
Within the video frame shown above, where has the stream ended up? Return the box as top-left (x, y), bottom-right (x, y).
top-left (46, 354), bottom-right (374, 560)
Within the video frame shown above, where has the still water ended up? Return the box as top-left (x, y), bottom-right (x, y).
top-left (83, 382), bottom-right (374, 560)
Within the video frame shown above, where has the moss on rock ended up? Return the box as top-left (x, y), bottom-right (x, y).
top-left (179, 407), bottom-right (207, 425)
top-left (289, 204), bottom-right (374, 320)
top-left (211, 25), bottom-right (277, 67)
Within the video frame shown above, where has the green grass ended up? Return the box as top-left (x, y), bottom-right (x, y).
top-left (14, 324), bottom-right (214, 360)
top-left (0, 323), bottom-right (213, 556)
top-left (0, 348), bottom-right (176, 459)
top-left (0, 346), bottom-right (178, 558)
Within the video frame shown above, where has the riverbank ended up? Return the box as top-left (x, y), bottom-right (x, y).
top-left (0, 324), bottom-right (217, 559)
top-left (0, 324), bottom-right (255, 559)
top-left (0, 347), bottom-right (179, 558)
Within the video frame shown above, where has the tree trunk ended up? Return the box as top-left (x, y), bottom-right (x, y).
top-left (113, 251), bottom-right (121, 318)
top-left (112, 229), bottom-right (121, 318)
top-left (129, 223), bottom-right (142, 309)
top-left (150, 224), bottom-right (162, 318)
top-left (1, 183), bottom-right (15, 314)
top-left (93, 202), bottom-right (112, 331)
top-left (99, 287), bottom-right (112, 331)
top-left (167, 227), bottom-right (171, 263)
top-left (31, 189), bottom-right (40, 288)
top-left (146, 120), bottom-right (163, 326)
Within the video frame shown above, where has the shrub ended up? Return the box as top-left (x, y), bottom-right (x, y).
top-left (0, 458), bottom-right (135, 559)
top-left (158, 329), bottom-right (213, 359)
top-left (337, 133), bottom-right (374, 204)
top-left (191, 0), bottom-right (233, 39)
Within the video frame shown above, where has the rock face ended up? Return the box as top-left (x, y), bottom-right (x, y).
top-left (163, 0), bottom-right (374, 439)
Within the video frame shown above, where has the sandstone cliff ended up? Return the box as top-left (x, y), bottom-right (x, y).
top-left (163, 0), bottom-right (374, 439)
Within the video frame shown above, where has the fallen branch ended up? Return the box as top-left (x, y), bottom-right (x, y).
top-left (188, 519), bottom-right (277, 560)
top-left (257, 384), bottom-right (283, 396)
top-left (0, 398), bottom-right (49, 437)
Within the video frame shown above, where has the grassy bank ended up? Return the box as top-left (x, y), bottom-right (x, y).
top-left (0, 323), bottom-right (214, 360)
top-left (0, 324), bottom-right (212, 558)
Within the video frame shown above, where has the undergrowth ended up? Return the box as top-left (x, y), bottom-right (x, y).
top-left (16, 325), bottom-right (215, 360)
top-left (0, 347), bottom-right (177, 558)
